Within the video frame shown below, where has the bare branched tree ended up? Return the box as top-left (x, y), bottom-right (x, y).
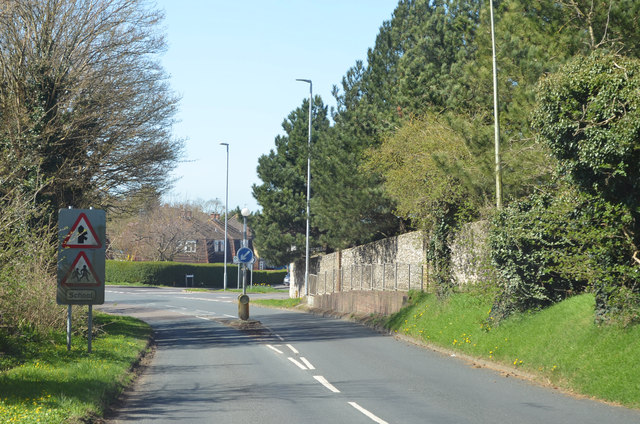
top-left (0, 0), bottom-right (183, 213)
top-left (109, 203), bottom-right (210, 261)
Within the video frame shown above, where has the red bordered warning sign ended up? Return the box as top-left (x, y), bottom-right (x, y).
top-left (62, 213), bottom-right (102, 248)
top-left (60, 251), bottom-right (102, 287)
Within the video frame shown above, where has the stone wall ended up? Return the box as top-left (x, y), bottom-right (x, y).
top-left (289, 223), bottom-right (490, 303)
top-left (449, 220), bottom-right (491, 286)
top-left (308, 291), bottom-right (409, 316)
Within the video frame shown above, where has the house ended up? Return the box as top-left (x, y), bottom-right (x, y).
top-left (172, 213), bottom-right (261, 269)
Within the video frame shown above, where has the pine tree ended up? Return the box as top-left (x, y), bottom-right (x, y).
top-left (252, 97), bottom-right (330, 266)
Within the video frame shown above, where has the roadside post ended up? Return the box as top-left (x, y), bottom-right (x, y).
top-left (57, 207), bottom-right (106, 353)
top-left (236, 246), bottom-right (254, 320)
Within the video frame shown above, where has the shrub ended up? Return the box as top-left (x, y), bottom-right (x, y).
top-left (489, 182), bottom-right (640, 324)
top-left (0, 193), bottom-right (75, 335)
top-left (488, 185), bottom-right (587, 319)
top-left (532, 53), bottom-right (640, 323)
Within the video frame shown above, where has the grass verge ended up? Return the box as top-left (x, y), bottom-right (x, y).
top-left (0, 312), bottom-right (152, 423)
top-left (251, 298), bottom-right (302, 308)
top-left (385, 291), bottom-right (640, 408)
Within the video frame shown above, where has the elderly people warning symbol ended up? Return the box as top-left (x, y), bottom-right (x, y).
top-left (62, 213), bottom-right (102, 248)
top-left (60, 252), bottom-right (101, 287)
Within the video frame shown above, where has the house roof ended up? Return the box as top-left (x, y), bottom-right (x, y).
top-left (228, 215), bottom-right (252, 238)
top-left (188, 214), bottom-right (251, 241)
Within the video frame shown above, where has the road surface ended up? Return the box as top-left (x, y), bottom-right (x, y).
top-left (99, 286), bottom-right (640, 423)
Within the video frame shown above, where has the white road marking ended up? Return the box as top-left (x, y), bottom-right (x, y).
top-left (266, 344), bottom-right (284, 354)
top-left (274, 333), bottom-right (285, 341)
top-left (288, 357), bottom-right (308, 370)
top-left (287, 344), bottom-right (299, 354)
top-left (313, 375), bottom-right (340, 393)
top-left (196, 316), bottom-right (209, 321)
top-left (348, 402), bottom-right (389, 424)
top-left (177, 296), bottom-right (232, 303)
top-left (223, 314), bottom-right (235, 318)
top-left (300, 357), bottom-right (315, 370)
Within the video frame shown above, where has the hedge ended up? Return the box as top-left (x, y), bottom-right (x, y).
top-left (106, 260), bottom-right (287, 288)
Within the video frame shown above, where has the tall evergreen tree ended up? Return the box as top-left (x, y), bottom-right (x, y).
top-left (252, 97), bottom-right (330, 266)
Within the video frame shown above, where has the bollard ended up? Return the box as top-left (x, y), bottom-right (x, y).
top-left (238, 294), bottom-right (250, 320)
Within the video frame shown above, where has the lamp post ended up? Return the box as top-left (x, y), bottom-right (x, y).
top-left (489, 0), bottom-right (503, 209)
top-left (296, 78), bottom-right (312, 298)
top-left (220, 142), bottom-right (229, 290)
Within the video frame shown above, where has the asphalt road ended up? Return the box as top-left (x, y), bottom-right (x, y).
top-left (98, 286), bottom-right (640, 423)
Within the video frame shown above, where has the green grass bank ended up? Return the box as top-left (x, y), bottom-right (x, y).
top-left (0, 313), bottom-right (151, 423)
top-left (385, 292), bottom-right (640, 408)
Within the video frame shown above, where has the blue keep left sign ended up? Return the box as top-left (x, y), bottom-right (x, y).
top-left (237, 247), bottom-right (254, 264)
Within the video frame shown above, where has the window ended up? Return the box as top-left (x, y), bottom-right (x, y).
top-left (184, 240), bottom-right (196, 253)
top-left (214, 240), bottom-right (225, 252)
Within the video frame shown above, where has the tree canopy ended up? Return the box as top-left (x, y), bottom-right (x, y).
top-left (252, 96), bottom-right (330, 266)
top-left (0, 0), bottom-right (182, 214)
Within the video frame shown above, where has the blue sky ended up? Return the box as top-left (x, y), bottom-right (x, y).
top-left (157, 0), bottom-right (398, 211)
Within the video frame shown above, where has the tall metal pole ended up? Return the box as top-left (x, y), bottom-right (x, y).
top-left (241, 208), bottom-right (250, 296)
top-left (242, 214), bottom-right (247, 295)
top-left (67, 304), bottom-right (72, 351)
top-left (490, 0), bottom-right (503, 209)
top-left (296, 79), bottom-right (312, 297)
top-left (220, 142), bottom-right (229, 289)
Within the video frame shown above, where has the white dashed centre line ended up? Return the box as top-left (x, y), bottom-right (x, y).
top-left (300, 357), bottom-right (315, 370)
top-left (266, 344), bottom-right (284, 354)
top-left (288, 357), bottom-right (308, 370)
top-left (314, 375), bottom-right (340, 393)
top-left (348, 402), bottom-right (389, 424)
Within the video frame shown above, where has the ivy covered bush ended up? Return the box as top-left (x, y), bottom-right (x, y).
top-left (534, 53), bottom-right (640, 324)
top-left (489, 52), bottom-right (640, 324)
top-left (489, 183), bottom-right (639, 323)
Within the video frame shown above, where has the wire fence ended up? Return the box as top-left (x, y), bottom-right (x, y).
top-left (308, 263), bottom-right (431, 295)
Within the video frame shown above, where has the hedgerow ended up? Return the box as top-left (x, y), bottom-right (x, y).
top-left (106, 260), bottom-right (286, 287)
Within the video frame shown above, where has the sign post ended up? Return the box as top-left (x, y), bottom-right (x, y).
top-left (57, 208), bottom-right (106, 352)
top-left (236, 247), bottom-right (254, 320)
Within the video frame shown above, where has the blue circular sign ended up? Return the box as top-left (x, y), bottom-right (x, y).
top-left (237, 247), bottom-right (254, 264)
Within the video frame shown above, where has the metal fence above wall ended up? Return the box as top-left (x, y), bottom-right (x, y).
top-left (308, 263), bottom-right (429, 296)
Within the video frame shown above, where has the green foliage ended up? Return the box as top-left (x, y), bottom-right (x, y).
top-left (385, 292), bottom-right (640, 408)
top-left (0, 0), bottom-right (182, 217)
top-left (251, 298), bottom-right (302, 309)
top-left (0, 191), bottom-right (74, 334)
top-left (252, 96), bottom-right (330, 265)
top-left (533, 53), bottom-right (640, 323)
top-left (251, 270), bottom-right (288, 286)
top-left (534, 53), bottom-right (640, 210)
top-left (106, 260), bottom-right (287, 287)
top-left (489, 182), bottom-right (640, 324)
top-left (107, 260), bottom-right (227, 286)
top-left (312, 126), bottom-right (403, 250)
top-left (0, 313), bottom-right (151, 423)
top-left (368, 114), bottom-right (485, 294)
top-left (488, 185), bottom-right (588, 318)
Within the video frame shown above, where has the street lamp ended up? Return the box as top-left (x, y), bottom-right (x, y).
top-left (489, 0), bottom-right (503, 209)
top-left (296, 78), bottom-right (312, 298)
top-left (220, 142), bottom-right (229, 290)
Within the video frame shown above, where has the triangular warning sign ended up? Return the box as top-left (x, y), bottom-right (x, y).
top-left (60, 251), bottom-right (102, 287)
top-left (62, 213), bottom-right (102, 248)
